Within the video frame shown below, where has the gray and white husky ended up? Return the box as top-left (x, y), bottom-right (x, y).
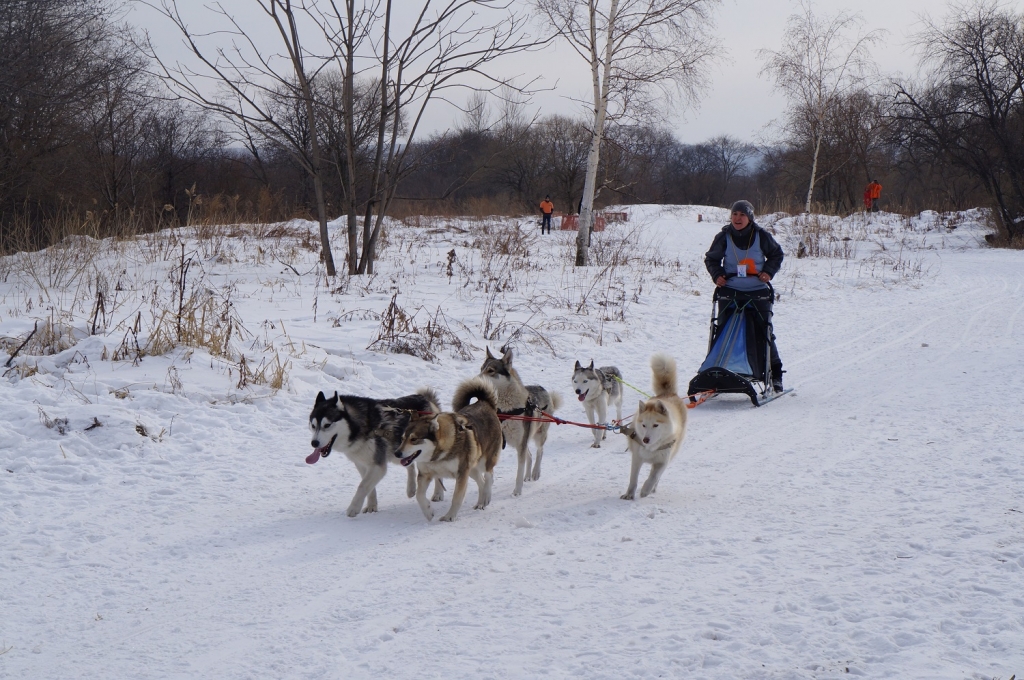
top-left (307, 389), bottom-right (444, 517)
top-left (479, 346), bottom-right (561, 495)
top-left (571, 360), bottom-right (623, 448)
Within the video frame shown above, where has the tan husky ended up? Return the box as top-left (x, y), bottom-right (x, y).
top-left (397, 377), bottom-right (503, 522)
top-left (620, 353), bottom-right (688, 500)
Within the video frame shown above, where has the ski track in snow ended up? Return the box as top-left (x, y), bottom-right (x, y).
top-left (1, 207), bottom-right (1022, 679)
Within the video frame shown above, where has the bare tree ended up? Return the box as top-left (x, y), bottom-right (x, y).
top-left (890, 1), bottom-right (1024, 241)
top-left (460, 90), bottom-right (492, 133)
top-left (299, 0), bottom-right (540, 273)
top-left (84, 43), bottom-right (152, 214)
top-left (536, 0), bottom-right (718, 265)
top-left (702, 135), bottom-right (755, 203)
top-left (144, 102), bottom-right (226, 221)
top-left (491, 87), bottom-right (544, 208)
top-left (541, 115), bottom-right (590, 210)
top-left (139, 0), bottom-right (340, 275)
top-left (357, 1), bottom-right (538, 274)
top-left (760, 0), bottom-right (882, 213)
top-left (0, 0), bottom-right (118, 218)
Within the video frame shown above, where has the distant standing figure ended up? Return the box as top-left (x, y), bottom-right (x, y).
top-left (539, 196), bottom-right (554, 234)
top-left (866, 180), bottom-right (882, 212)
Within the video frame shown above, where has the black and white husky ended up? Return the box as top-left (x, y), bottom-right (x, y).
top-left (479, 346), bottom-right (561, 496)
top-left (307, 389), bottom-right (444, 517)
top-left (571, 360), bottom-right (624, 448)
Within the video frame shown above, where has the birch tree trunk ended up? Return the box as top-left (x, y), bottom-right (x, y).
top-left (357, 0), bottom-right (392, 276)
top-left (342, 0), bottom-right (360, 274)
top-left (804, 132), bottom-right (822, 213)
top-left (575, 0), bottom-right (619, 267)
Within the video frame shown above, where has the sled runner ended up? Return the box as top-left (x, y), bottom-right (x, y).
top-left (687, 285), bottom-right (785, 407)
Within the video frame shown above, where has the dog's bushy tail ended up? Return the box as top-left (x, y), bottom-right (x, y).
top-left (549, 392), bottom-right (562, 413)
top-left (650, 353), bottom-right (678, 397)
top-left (417, 387), bottom-right (442, 413)
top-left (453, 376), bottom-right (499, 412)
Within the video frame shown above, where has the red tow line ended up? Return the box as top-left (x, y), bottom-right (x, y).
top-left (498, 409), bottom-right (624, 432)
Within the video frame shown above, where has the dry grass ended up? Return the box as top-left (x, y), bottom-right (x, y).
top-left (0, 207), bottom-right (312, 392)
top-left (769, 213), bottom-right (860, 260)
top-left (37, 407), bottom-right (69, 435)
top-left (366, 292), bottom-right (477, 363)
top-left (0, 316), bottom-right (81, 362)
top-left (236, 352), bottom-right (290, 390)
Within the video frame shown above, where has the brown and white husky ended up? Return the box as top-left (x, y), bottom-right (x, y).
top-left (397, 377), bottom-right (503, 522)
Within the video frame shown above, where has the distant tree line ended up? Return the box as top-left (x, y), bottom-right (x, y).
top-left (2, 0), bottom-right (1022, 254)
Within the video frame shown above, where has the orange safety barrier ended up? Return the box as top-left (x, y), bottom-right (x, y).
top-left (559, 214), bottom-right (606, 232)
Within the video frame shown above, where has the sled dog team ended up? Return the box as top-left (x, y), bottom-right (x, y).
top-left (308, 347), bottom-right (688, 522)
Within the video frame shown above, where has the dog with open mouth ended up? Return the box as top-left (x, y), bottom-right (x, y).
top-left (308, 388), bottom-right (444, 517)
top-left (396, 377), bottom-right (503, 522)
top-left (571, 360), bottom-right (623, 448)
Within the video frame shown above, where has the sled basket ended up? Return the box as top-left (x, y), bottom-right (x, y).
top-left (688, 285), bottom-right (777, 407)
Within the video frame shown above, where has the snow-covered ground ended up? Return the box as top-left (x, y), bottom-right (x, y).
top-left (1, 206), bottom-right (1022, 679)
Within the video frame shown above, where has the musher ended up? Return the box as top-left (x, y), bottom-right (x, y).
top-left (703, 200), bottom-right (785, 392)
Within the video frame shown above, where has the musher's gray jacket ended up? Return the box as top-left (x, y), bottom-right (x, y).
top-left (704, 222), bottom-right (784, 283)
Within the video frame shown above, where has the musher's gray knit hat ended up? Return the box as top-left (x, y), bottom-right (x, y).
top-left (730, 200), bottom-right (755, 222)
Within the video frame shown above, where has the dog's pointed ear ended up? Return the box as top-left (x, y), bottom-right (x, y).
top-left (485, 346), bottom-right (494, 360)
top-left (334, 393), bottom-right (345, 410)
top-left (587, 359), bottom-right (594, 370)
top-left (654, 402), bottom-right (668, 415)
top-left (638, 399), bottom-right (646, 411)
top-left (501, 346), bottom-right (513, 365)
top-left (574, 360), bottom-right (582, 370)
top-left (429, 415), bottom-right (440, 432)
top-left (316, 391), bottom-right (326, 405)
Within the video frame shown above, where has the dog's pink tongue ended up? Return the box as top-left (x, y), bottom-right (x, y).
top-left (306, 450), bottom-right (322, 465)
top-left (577, 393), bottom-right (586, 402)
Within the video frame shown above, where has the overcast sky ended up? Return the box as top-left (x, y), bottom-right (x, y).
top-left (519, 0), bottom-right (941, 143)
top-left (133, 0), bottom-right (948, 144)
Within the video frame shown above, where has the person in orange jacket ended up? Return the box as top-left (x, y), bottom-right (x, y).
top-left (866, 180), bottom-right (882, 212)
top-left (539, 196), bottom-right (554, 234)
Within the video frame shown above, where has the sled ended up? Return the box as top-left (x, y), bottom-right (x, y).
top-left (687, 284), bottom-right (783, 407)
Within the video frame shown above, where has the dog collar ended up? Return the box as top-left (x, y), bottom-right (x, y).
top-left (621, 426), bottom-right (674, 452)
